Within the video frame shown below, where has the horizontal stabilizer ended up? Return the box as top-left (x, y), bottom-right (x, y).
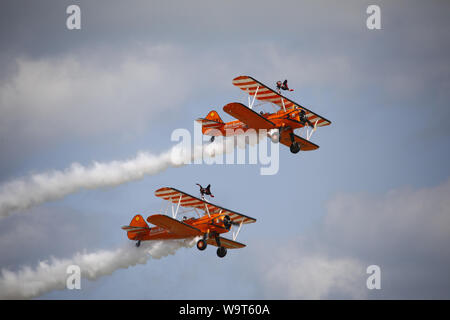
top-left (122, 214), bottom-right (151, 240)
top-left (195, 118), bottom-right (222, 126)
top-left (196, 118), bottom-right (224, 135)
top-left (121, 225), bottom-right (150, 231)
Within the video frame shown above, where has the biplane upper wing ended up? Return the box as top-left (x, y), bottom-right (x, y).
top-left (279, 131), bottom-right (319, 151)
top-left (147, 214), bottom-right (202, 237)
top-left (232, 75), bottom-right (331, 128)
top-left (223, 102), bottom-right (276, 130)
top-left (154, 187), bottom-right (256, 225)
top-left (206, 237), bottom-right (246, 249)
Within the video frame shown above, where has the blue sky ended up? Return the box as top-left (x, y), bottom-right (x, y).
top-left (1, 0), bottom-right (450, 299)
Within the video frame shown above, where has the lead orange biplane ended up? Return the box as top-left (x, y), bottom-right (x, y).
top-left (197, 75), bottom-right (332, 154)
top-left (122, 186), bottom-right (256, 258)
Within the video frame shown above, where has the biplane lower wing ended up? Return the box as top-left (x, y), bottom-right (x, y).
top-left (207, 237), bottom-right (246, 249)
top-left (147, 214), bottom-right (202, 237)
top-left (280, 131), bottom-right (319, 151)
top-left (223, 102), bottom-right (275, 130)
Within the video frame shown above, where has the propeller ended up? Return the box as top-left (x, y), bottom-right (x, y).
top-left (223, 215), bottom-right (232, 230)
top-left (223, 215), bottom-right (240, 230)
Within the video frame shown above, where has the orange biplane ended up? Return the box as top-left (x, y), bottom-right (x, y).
top-left (122, 187), bottom-right (256, 258)
top-left (197, 75), bottom-right (331, 154)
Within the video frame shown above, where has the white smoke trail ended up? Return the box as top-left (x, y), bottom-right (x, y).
top-left (0, 135), bottom-right (259, 218)
top-left (0, 149), bottom-right (172, 218)
top-left (0, 238), bottom-right (198, 299)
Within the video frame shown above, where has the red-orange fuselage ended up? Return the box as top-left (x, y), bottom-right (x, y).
top-left (127, 213), bottom-right (230, 241)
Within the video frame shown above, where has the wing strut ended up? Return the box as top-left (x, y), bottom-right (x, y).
top-left (232, 220), bottom-right (244, 241)
top-left (306, 120), bottom-right (318, 140)
top-left (299, 119), bottom-right (319, 141)
top-left (204, 201), bottom-right (211, 218)
top-left (175, 194), bottom-right (183, 219)
top-left (249, 85), bottom-right (259, 109)
top-left (169, 194), bottom-right (183, 219)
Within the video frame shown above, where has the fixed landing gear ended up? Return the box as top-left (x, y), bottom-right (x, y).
top-left (210, 136), bottom-right (215, 143)
top-left (197, 234), bottom-right (228, 257)
top-left (290, 142), bottom-right (300, 154)
top-left (135, 240), bottom-right (141, 247)
top-left (289, 132), bottom-right (301, 154)
top-left (216, 246), bottom-right (227, 258)
top-left (214, 236), bottom-right (227, 258)
top-left (197, 239), bottom-right (207, 251)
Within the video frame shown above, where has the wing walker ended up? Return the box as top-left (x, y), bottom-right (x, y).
top-left (123, 76), bottom-right (331, 258)
top-left (197, 75), bottom-right (331, 154)
top-left (122, 185), bottom-right (256, 258)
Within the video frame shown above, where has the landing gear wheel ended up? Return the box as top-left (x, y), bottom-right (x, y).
top-left (197, 239), bottom-right (207, 251)
top-left (290, 142), bottom-right (301, 154)
top-left (217, 246), bottom-right (227, 258)
top-left (210, 136), bottom-right (215, 143)
top-left (135, 240), bottom-right (141, 247)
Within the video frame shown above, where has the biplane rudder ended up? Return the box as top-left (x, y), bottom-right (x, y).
top-left (199, 110), bottom-right (225, 135)
top-left (123, 214), bottom-right (149, 240)
top-left (129, 214), bottom-right (148, 228)
top-left (205, 110), bottom-right (223, 123)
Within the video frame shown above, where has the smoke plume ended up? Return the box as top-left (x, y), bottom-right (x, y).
top-left (0, 136), bottom-right (258, 218)
top-left (0, 238), bottom-right (198, 299)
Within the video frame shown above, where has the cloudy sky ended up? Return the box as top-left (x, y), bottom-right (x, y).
top-left (0, 0), bottom-right (449, 299)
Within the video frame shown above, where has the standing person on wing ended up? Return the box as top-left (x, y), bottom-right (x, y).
top-left (196, 183), bottom-right (214, 199)
top-left (276, 79), bottom-right (294, 93)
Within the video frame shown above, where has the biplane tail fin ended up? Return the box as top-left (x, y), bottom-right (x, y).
top-left (205, 110), bottom-right (223, 123)
top-left (196, 110), bottom-right (224, 136)
top-left (121, 214), bottom-right (150, 240)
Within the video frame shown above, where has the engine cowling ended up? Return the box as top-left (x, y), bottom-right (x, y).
top-left (267, 128), bottom-right (280, 143)
top-left (213, 215), bottom-right (232, 230)
top-left (223, 215), bottom-right (232, 230)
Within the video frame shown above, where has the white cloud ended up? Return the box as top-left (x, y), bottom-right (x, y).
top-left (324, 179), bottom-right (450, 259)
top-left (250, 178), bottom-right (450, 299)
top-left (0, 40), bottom-right (364, 147)
top-left (0, 45), bottom-right (194, 142)
top-left (260, 249), bottom-right (366, 299)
